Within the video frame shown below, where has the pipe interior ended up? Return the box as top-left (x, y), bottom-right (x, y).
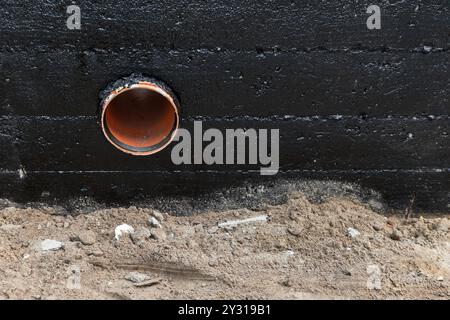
top-left (104, 87), bottom-right (177, 153)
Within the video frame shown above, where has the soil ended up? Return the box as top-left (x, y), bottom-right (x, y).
top-left (0, 186), bottom-right (448, 300)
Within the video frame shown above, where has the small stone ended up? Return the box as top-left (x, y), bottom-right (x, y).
top-left (131, 227), bottom-right (151, 245)
top-left (342, 269), bottom-right (352, 276)
top-left (114, 224), bottom-right (134, 241)
top-left (414, 226), bottom-right (429, 238)
top-left (41, 191), bottom-right (50, 197)
top-left (437, 276), bottom-right (444, 282)
top-left (151, 210), bottom-right (165, 221)
top-left (289, 212), bottom-right (299, 221)
top-left (208, 257), bottom-right (219, 267)
top-left (390, 229), bottom-right (402, 241)
top-left (75, 230), bottom-right (97, 246)
top-left (38, 239), bottom-right (64, 252)
top-left (280, 278), bottom-right (293, 287)
top-left (193, 224), bottom-right (203, 233)
top-left (368, 199), bottom-right (384, 211)
top-left (347, 227), bottom-right (360, 238)
top-left (133, 278), bottom-right (161, 288)
top-left (287, 227), bottom-right (302, 237)
top-left (125, 272), bottom-right (150, 284)
top-left (148, 217), bottom-right (162, 228)
top-left (88, 249), bottom-right (104, 257)
top-left (218, 215), bottom-right (268, 229)
top-left (223, 225), bottom-right (235, 232)
top-left (363, 241), bottom-right (372, 250)
top-left (372, 222), bottom-right (383, 232)
top-left (151, 228), bottom-right (166, 241)
top-left (208, 226), bottom-right (219, 234)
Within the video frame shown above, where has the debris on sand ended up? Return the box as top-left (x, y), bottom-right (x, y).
top-left (150, 210), bottom-right (165, 221)
top-left (0, 185), bottom-right (448, 300)
top-left (114, 224), bottom-right (134, 241)
top-left (390, 229), bottom-right (402, 241)
top-left (372, 222), bottom-right (384, 232)
top-left (218, 215), bottom-right (268, 229)
top-left (347, 227), bottom-right (360, 238)
top-left (207, 226), bottom-right (219, 234)
top-left (72, 230), bottom-right (97, 246)
top-left (148, 217), bottom-right (162, 228)
top-left (150, 228), bottom-right (167, 241)
top-left (125, 272), bottom-right (150, 284)
top-left (287, 227), bottom-right (302, 237)
top-left (38, 239), bottom-right (64, 252)
top-left (131, 227), bottom-right (151, 245)
top-left (133, 278), bottom-right (161, 288)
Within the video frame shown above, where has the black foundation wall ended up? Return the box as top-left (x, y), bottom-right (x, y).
top-left (0, 1), bottom-right (449, 210)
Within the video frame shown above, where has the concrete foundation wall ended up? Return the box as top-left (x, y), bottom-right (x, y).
top-left (0, 1), bottom-right (449, 209)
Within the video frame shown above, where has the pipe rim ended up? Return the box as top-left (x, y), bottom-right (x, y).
top-left (101, 82), bottom-right (179, 156)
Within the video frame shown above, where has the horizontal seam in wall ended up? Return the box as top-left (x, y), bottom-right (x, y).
top-left (1, 115), bottom-right (450, 122)
top-left (3, 168), bottom-right (450, 174)
top-left (1, 45), bottom-right (448, 55)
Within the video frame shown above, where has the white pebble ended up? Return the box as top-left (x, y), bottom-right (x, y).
top-left (125, 272), bottom-right (150, 284)
top-left (347, 227), bottom-right (360, 238)
top-left (114, 224), bottom-right (135, 241)
top-left (39, 239), bottom-right (64, 252)
top-left (151, 210), bottom-right (165, 221)
top-left (148, 217), bottom-right (162, 228)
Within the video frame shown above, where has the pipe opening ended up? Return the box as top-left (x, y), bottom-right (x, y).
top-left (101, 82), bottom-right (179, 155)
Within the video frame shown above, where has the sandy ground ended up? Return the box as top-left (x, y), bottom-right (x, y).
top-left (0, 185), bottom-right (448, 300)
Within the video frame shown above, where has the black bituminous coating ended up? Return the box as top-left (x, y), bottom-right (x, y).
top-left (99, 74), bottom-right (180, 113)
top-left (0, 1), bottom-right (449, 211)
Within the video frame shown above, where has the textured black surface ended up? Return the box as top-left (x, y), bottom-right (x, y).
top-left (2, 50), bottom-right (449, 117)
top-left (10, 117), bottom-right (450, 171)
top-left (2, 0), bottom-right (449, 49)
top-left (0, 1), bottom-right (449, 210)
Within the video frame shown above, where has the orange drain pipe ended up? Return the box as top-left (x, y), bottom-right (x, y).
top-left (100, 76), bottom-right (180, 155)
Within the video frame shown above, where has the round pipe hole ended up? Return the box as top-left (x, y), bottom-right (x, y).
top-left (101, 81), bottom-right (179, 156)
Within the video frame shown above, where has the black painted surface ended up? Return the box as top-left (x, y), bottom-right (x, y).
top-left (1, 49), bottom-right (449, 117)
top-left (11, 117), bottom-right (450, 171)
top-left (0, 0), bottom-right (449, 210)
top-left (2, 0), bottom-right (449, 50)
